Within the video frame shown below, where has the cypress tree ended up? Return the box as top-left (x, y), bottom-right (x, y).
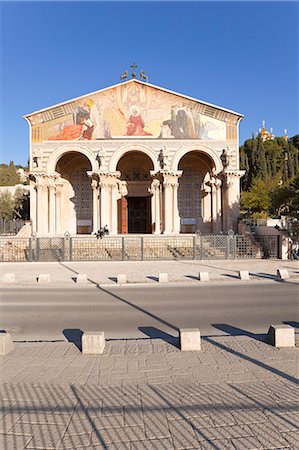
top-left (253, 137), bottom-right (267, 180)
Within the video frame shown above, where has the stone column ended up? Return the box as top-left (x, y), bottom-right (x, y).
top-left (221, 170), bottom-right (245, 232)
top-left (98, 172), bottom-right (120, 232)
top-left (99, 179), bottom-right (109, 229)
top-left (48, 182), bottom-right (56, 235)
top-left (29, 179), bottom-right (37, 234)
top-left (91, 179), bottom-right (99, 233)
top-left (110, 183), bottom-right (119, 235)
top-left (172, 180), bottom-right (180, 234)
top-left (163, 180), bottom-right (173, 234)
top-left (55, 181), bottom-right (63, 234)
top-left (161, 171), bottom-right (182, 234)
top-left (149, 179), bottom-right (161, 234)
top-left (211, 181), bottom-right (217, 233)
top-left (34, 176), bottom-right (49, 235)
top-left (215, 179), bottom-right (222, 233)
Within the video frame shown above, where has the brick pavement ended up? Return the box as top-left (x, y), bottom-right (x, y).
top-left (1, 259), bottom-right (298, 286)
top-left (0, 333), bottom-right (298, 449)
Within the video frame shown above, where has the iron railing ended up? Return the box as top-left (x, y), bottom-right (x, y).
top-left (0, 234), bottom-right (281, 262)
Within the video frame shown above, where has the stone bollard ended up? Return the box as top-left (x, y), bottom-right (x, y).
top-left (2, 273), bottom-right (15, 284)
top-left (82, 332), bottom-right (105, 354)
top-left (117, 274), bottom-right (127, 284)
top-left (0, 332), bottom-right (14, 355)
top-left (158, 273), bottom-right (168, 283)
top-left (239, 271), bottom-right (250, 280)
top-left (76, 274), bottom-right (87, 284)
top-left (37, 274), bottom-right (50, 284)
top-left (180, 328), bottom-right (201, 351)
top-left (277, 269), bottom-right (289, 280)
top-left (267, 324), bottom-right (295, 347)
top-left (198, 272), bottom-right (209, 281)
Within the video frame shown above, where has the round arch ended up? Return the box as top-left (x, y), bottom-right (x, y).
top-left (109, 144), bottom-right (160, 173)
top-left (172, 144), bottom-right (222, 173)
top-left (47, 145), bottom-right (98, 173)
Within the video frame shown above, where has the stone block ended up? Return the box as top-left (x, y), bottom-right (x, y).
top-left (180, 328), bottom-right (201, 351)
top-left (267, 324), bottom-right (295, 347)
top-left (2, 273), bottom-right (15, 284)
top-left (0, 332), bottom-right (14, 355)
top-left (82, 332), bottom-right (105, 354)
top-left (117, 274), bottom-right (127, 284)
top-left (277, 269), bottom-right (289, 280)
top-left (198, 272), bottom-right (209, 281)
top-left (239, 271), bottom-right (250, 280)
top-left (38, 274), bottom-right (50, 284)
top-left (158, 273), bottom-right (168, 283)
top-left (76, 274), bottom-right (87, 284)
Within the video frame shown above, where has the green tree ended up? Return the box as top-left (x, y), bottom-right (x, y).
top-left (253, 137), bottom-right (267, 180)
top-left (0, 191), bottom-right (15, 219)
top-left (0, 188), bottom-right (29, 220)
top-left (241, 178), bottom-right (272, 217)
top-left (0, 161), bottom-right (20, 186)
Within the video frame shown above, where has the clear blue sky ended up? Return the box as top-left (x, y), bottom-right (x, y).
top-left (1, 0), bottom-right (298, 165)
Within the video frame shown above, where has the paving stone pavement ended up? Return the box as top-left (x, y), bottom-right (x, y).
top-left (1, 259), bottom-right (298, 286)
top-left (0, 333), bottom-right (298, 449)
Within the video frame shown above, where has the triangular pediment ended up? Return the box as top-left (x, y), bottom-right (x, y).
top-left (25, 79), bottom-right (243, 142)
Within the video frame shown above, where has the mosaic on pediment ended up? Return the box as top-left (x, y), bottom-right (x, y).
top-left (28, 82), bottom-right (238, 143)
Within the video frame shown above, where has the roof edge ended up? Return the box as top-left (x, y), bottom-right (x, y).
top-left (23, 78), bottom-right (244, 119)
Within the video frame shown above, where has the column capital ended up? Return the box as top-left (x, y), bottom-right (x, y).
top-left (221, 170), bottom-right (246, 180)
top-left (91, 179), bottom-right (98, 190)
top-left (149, 178), bottom-right (160, 194)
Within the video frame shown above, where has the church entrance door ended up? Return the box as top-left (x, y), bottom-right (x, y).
top-left (127, 197), bottom-right (150, 233)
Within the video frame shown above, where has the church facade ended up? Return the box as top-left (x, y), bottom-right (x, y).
top-left (24, 79), bottom-right (244, 236)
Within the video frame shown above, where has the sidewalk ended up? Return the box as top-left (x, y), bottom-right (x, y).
top-left (0, 333), bottom-right (298, 449)
top-left (1, 259), bottom-right (299, 286)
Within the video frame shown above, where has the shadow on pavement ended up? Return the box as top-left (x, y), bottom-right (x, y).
top-left (250, 272), bottom-right (286, 283)
top-left (146, 275), bottom-right (158, 282)
top-left (283, 321), bottom-right (299, 329)
top-left (221, 273), bottom-right (239, 279)
top-left (139, 326), bottom-right (179, 348)
top-left (63, 328), bottom-right (83, 351)
top-left (212, 323), bottom-right (267, 342)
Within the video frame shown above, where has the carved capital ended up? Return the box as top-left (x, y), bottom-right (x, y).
top-left (91, 179), bottom-right (98, 190)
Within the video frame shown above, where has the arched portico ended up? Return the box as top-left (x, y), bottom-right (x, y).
top-left (177, 149), bottom-right (222, 233)
top-left (109, 144), bottom-right (159, 173)
top-left (116, 151), bottom-right (154, 233)
top-left (47, 145), bottom-right (97, 173)
top-left (172, 144), bottom-right (222, 173)
top-left (56, 152), bottom-right (93, 234)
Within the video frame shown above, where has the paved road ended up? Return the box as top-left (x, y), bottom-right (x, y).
top-left (1, 283), bottom-right (298, 340)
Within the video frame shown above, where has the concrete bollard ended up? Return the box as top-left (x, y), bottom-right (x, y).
top-left (239, 271), bottom-right (250, 281)
top-left (198, 272), bottom-right (209, 281)
top-left (277, 269), bottom-right (289, 280)
top-left (117, 274), bottom-right (127, 284)
top-left (2, 273), bottom-right (15, 284)
top-left (37, 274), bottom-right (50, 284)
top-left (180, 328), bottom-right (201, 351)
top-left (158, 273), bottom-right (168, 283)
top-left (0, 332), bottom-right (14, 355)
top-left (76, 274), bottom-right (87, 284)
top-left (267, 324), bottom-right (295, 347)
top-left (82, 332), bottom-right (105, 354)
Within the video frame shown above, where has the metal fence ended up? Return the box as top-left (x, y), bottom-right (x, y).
top-left (0, 233), bottom-right (281, 262)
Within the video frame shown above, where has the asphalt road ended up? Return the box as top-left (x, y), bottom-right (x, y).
top-left (1, 282), bottom-right (298, 340)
